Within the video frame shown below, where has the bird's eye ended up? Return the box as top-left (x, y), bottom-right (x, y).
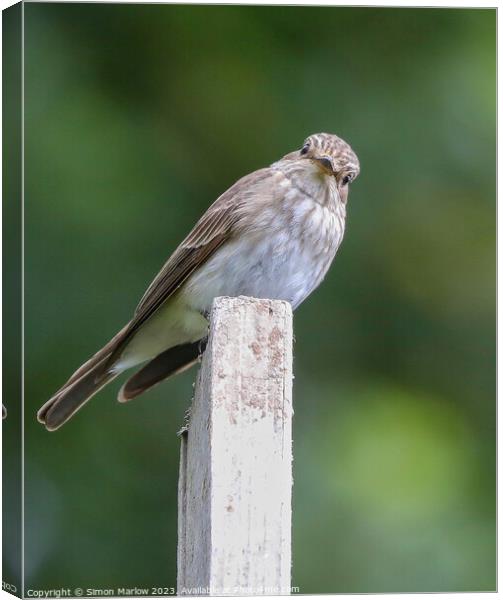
top-left (342, 174), bottom-right (353, 186)
top-left (300, 143), bottom-right (310, 155)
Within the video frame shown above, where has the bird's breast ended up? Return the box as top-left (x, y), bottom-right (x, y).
top-left (183, 186), bottom-right (345, 312)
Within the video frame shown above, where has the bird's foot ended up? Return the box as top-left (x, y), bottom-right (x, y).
top-left (177, 406), bottom-right (192, 437)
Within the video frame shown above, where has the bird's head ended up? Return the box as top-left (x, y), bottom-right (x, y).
top-left (279, 132), bottom-right (360, 201)
top-left (300, 132), bottom-right (360, 184)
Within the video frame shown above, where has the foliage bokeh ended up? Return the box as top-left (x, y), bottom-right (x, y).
top-left (14, 3), bottom-right (497, 593)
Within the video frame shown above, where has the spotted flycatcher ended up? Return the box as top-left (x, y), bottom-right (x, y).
top-left (38, 132), bottom-right (360, 430)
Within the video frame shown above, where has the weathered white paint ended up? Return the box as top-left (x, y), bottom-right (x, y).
top-left (177, 296), bottom-right (293, 596)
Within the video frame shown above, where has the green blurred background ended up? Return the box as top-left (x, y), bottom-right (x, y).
top-left (13, 3), bottom-right (497, 594)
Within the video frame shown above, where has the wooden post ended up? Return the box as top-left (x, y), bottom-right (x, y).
top-left (177, 296), bottom-right (293, 596)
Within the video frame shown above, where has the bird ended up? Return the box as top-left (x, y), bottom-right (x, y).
top-left (37, 132), bottom-right (360, 431)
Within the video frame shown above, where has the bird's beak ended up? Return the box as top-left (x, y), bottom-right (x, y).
top-left (313, 156), bottom-right (334, 176)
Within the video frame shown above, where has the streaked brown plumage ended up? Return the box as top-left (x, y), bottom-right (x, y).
top-left (37, 132), bottom-right (360, 431)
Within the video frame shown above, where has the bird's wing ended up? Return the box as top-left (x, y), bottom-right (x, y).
top-left (104, 168), bottom-right (271, 369)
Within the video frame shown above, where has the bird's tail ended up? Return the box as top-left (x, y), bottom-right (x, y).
top-left (37, 324), bottom-right (130, 431)
top-left (37, 359), bottom-right (118, 431)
